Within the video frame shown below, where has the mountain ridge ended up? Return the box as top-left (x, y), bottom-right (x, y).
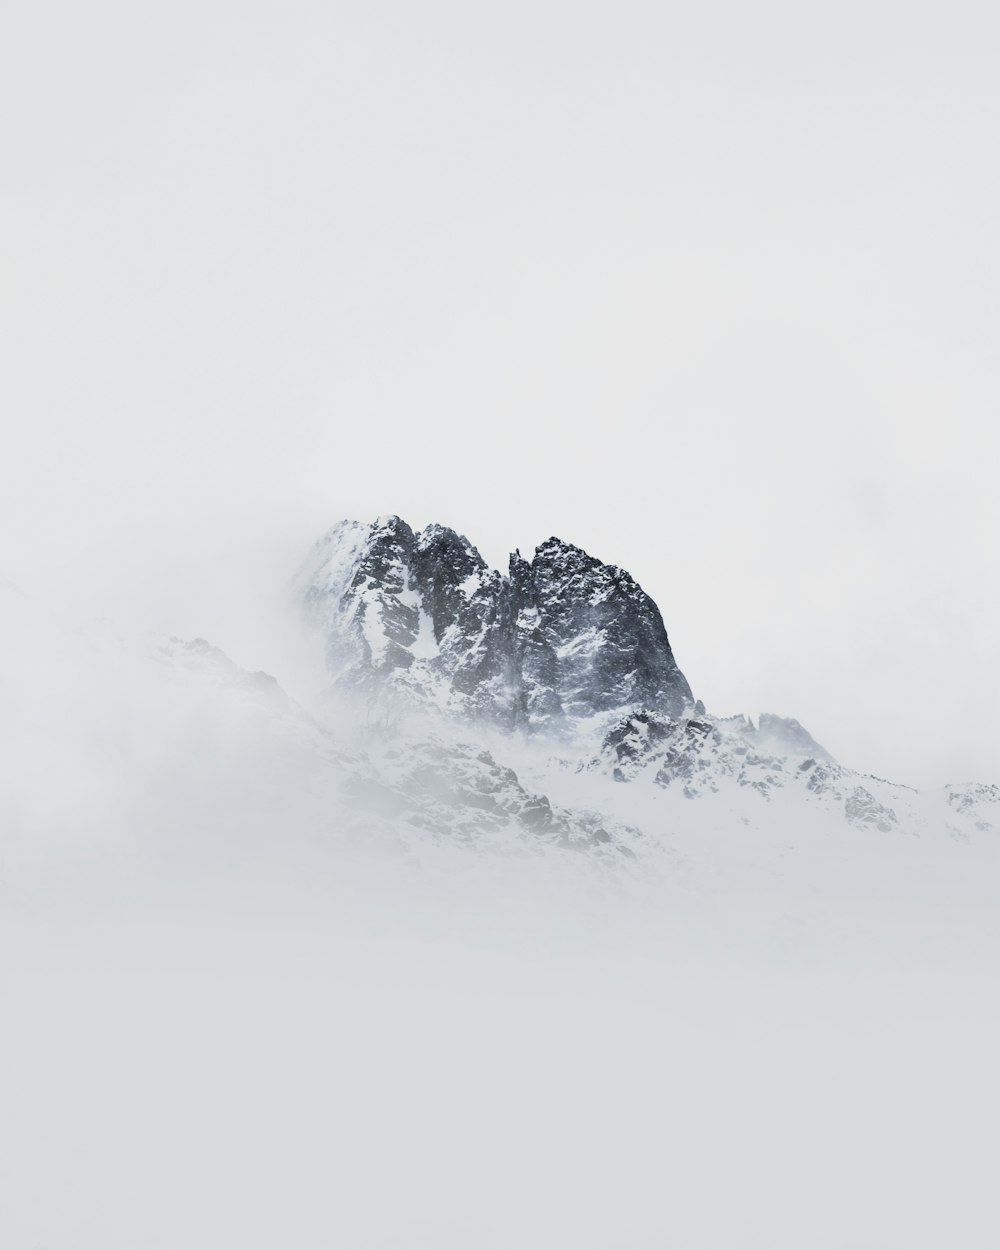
top-left (285, 513), bottom-right (1000, 847)
top-left (298, 514), bottom-right (694, 735)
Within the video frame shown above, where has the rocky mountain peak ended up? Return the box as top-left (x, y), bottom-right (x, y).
top-left (299, 516), bottom-right (694, 735)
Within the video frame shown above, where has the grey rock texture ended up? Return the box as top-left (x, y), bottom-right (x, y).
top-left (597, 707), bottom-right (843, 802)
top-left (299, 516), bottom-right (693, 733)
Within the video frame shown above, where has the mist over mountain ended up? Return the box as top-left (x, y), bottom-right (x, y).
top-left (7, 0), bottom-right (1000, 1237)
top-left (2, 515), bottom-right (998, 1250)
top-left (290, 514), bottom-right (997, 849)
top-left (4, 511), bottom-right (996, 947)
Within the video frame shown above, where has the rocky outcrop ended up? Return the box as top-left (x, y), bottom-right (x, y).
top-left (598, 707), bottom-right (842, 802)
top-left (294, 515), bottom-right (999, 845)
top-left (298, 516), bottom-right (692, 733)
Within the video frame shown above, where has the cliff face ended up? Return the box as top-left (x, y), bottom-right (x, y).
top-left (298, 515), bottom-right (693, 733)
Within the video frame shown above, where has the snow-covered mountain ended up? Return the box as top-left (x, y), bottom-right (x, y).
top-left (293, 515), bottom-right (997, 850)
top-left (3, 517), bottom-right (995, 888)
top-left (5, 517), bottom-right (1000, 1250)
top-left (297, 515), bottom-right (692, 734)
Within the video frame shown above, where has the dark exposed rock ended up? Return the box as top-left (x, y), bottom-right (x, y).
top-left (513, 537), bottom-right (691, 720)
top-left (299, 516), bottom-right (693, 733)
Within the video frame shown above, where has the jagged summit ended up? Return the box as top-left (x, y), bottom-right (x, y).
top-left (298, 515), bottom-right (693, 733)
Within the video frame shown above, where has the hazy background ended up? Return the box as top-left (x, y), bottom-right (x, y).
top-left (3, 0), bottom-right (998, 786)
top-left (4, 10), bottom-right (999, 1244)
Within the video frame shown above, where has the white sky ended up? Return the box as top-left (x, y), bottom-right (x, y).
top-left (2, 0), bottom-right (998, 787)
